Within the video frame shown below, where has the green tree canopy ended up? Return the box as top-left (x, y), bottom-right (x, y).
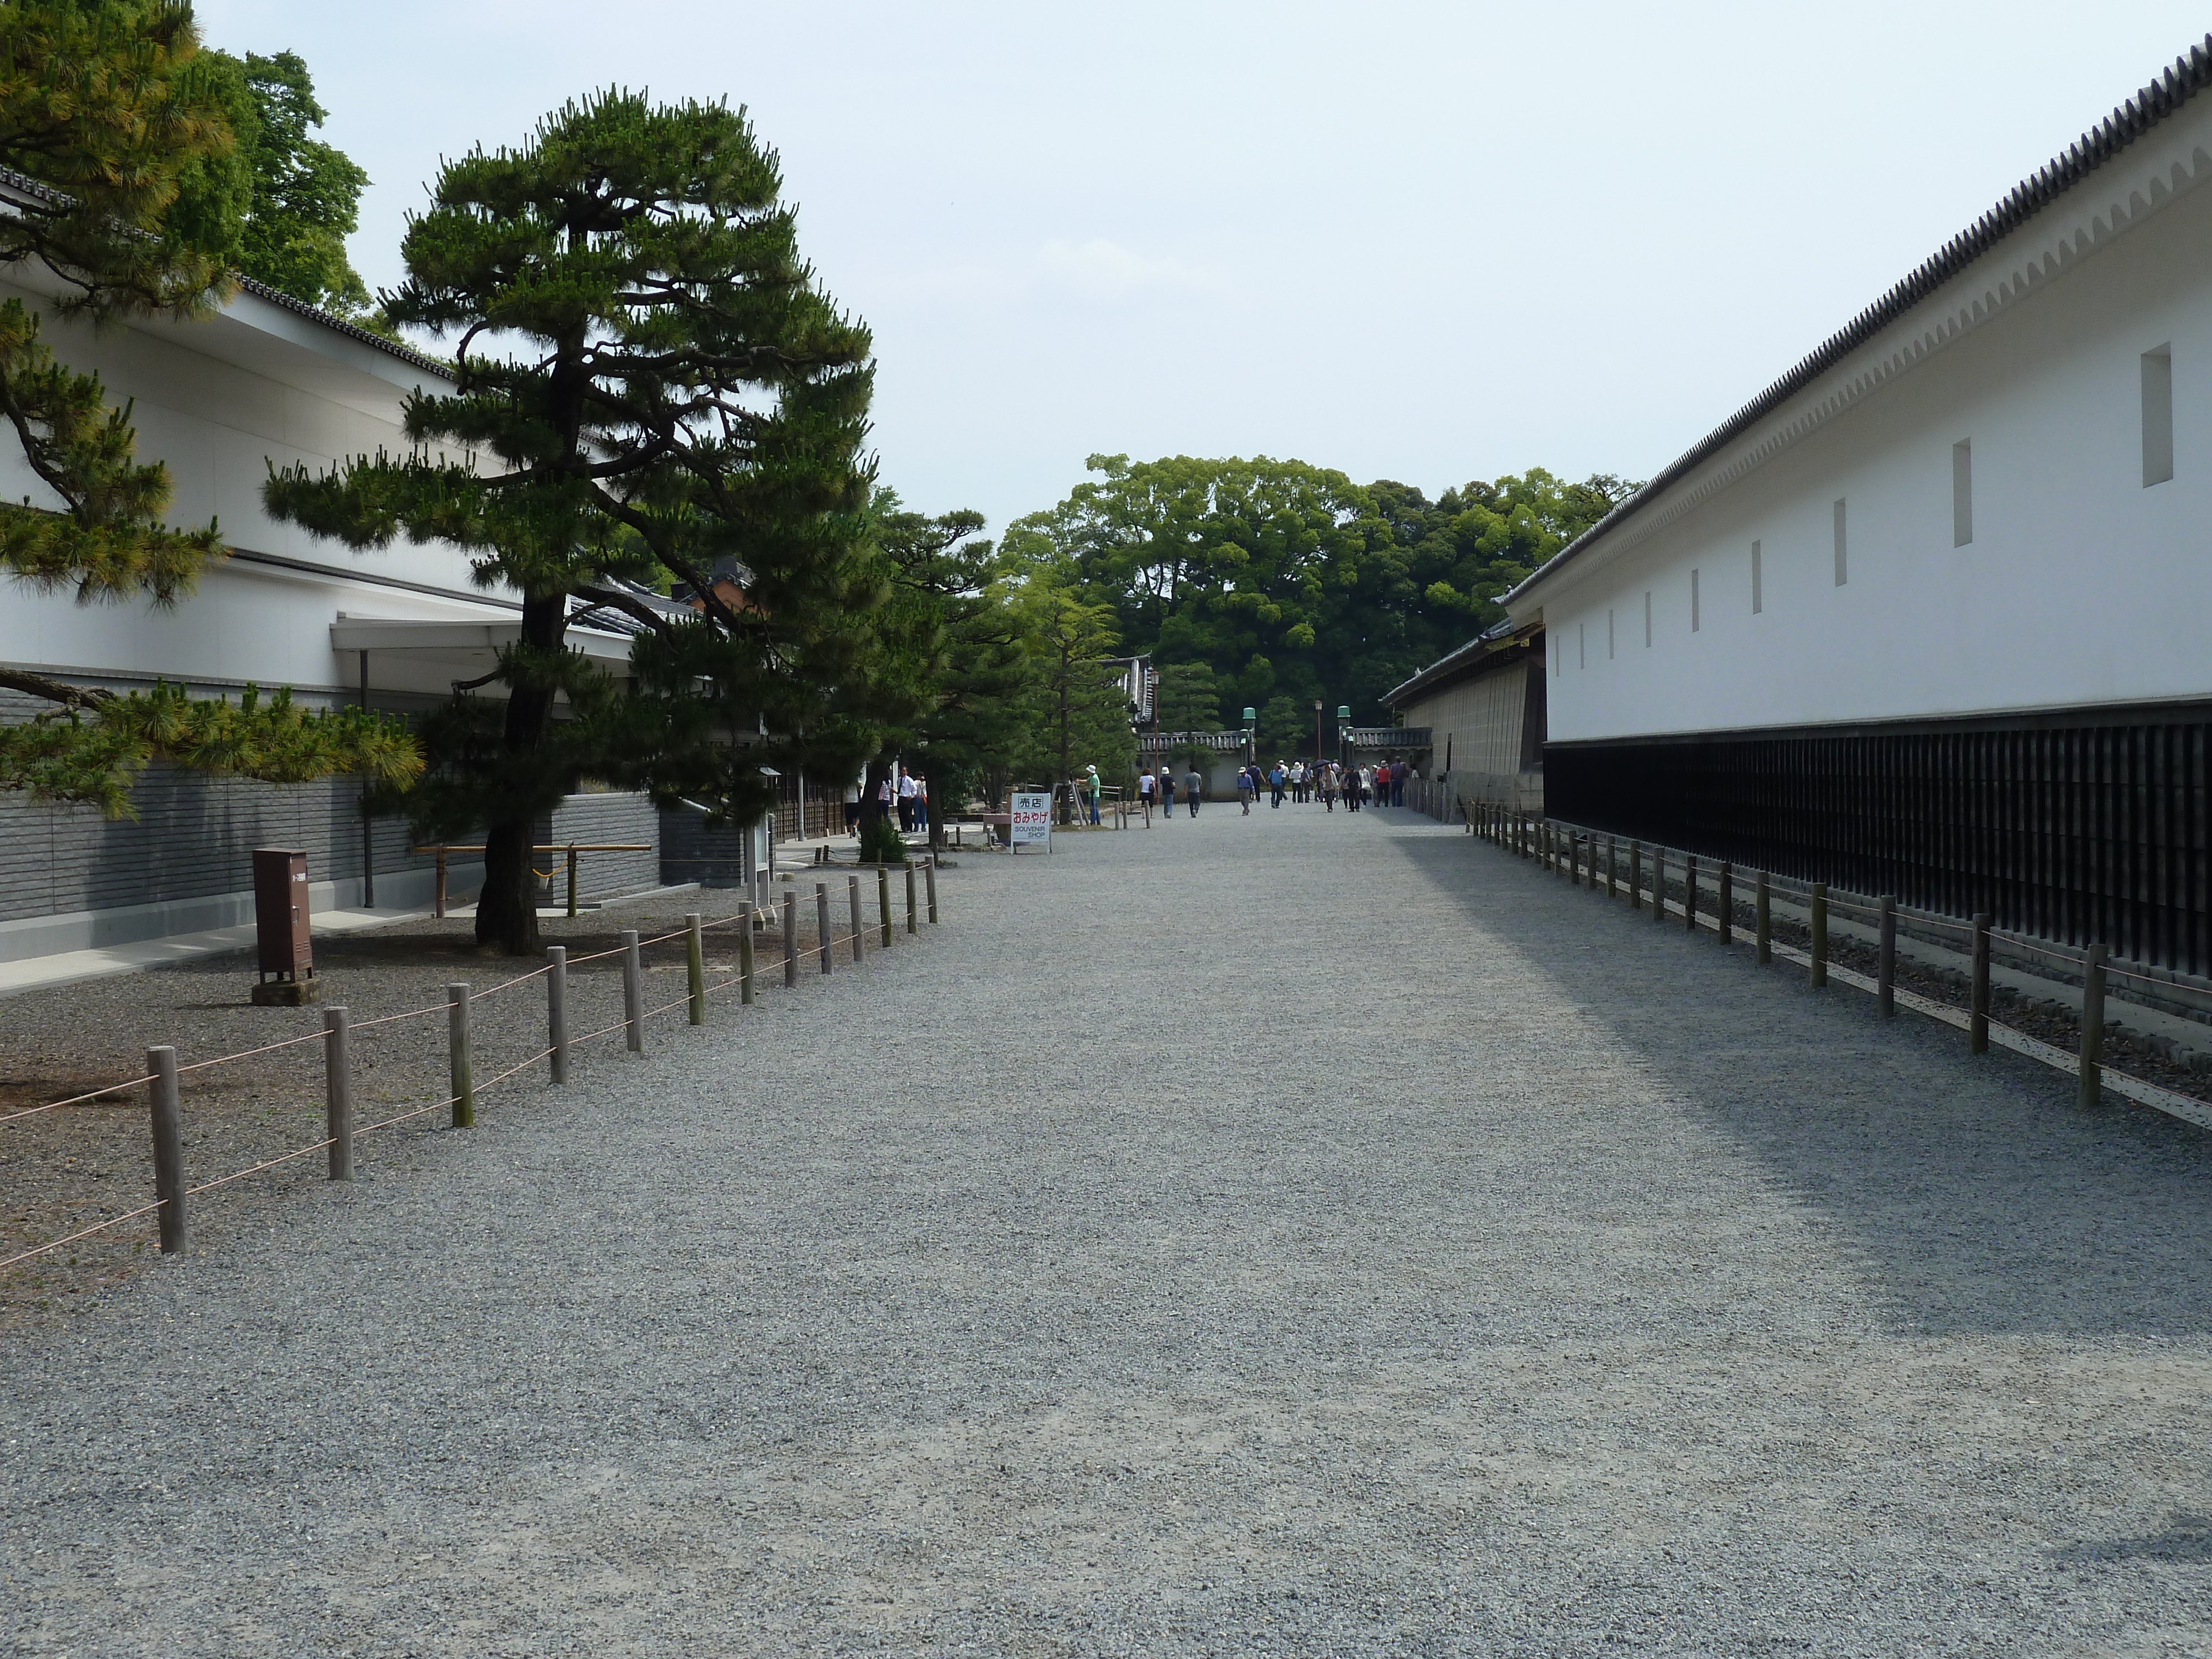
top-left (266, 89), bottom-right (875, 952)
top-left (1002, 454), bottom-right (1636, 733)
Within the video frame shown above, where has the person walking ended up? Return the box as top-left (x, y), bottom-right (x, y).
top-left (1161, 766), bottom-right (1176, 815)
top-left (1185, 764), bottom-right (1202, 816)
top-left (1237, 766), bottom-right (1255, 815)
top-left (842, 778), bottom-right (862, 836)
top-left (1321, 764), bottom-right (1337, 812)
top-left (876, 772), bottom-right (895, 826)
top-left (1268, 761), bottom-right (1286, 808)
top-left (1138, 767), bottom-right (1156, 822)
top-left (912, 775), bottom-right (929, 833)
top-left (896, 768), bottom-right (920, 832)
top-left (1391, 761), bottom-right (1406, 807)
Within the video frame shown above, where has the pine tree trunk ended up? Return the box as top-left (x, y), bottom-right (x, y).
top-left (477, 816), bottom-right (539, 954)
top-left (473, 591), bottom-right (565, 956)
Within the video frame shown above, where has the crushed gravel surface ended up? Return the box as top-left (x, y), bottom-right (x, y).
top-left (6, 807), bottom-right (2212, 1656)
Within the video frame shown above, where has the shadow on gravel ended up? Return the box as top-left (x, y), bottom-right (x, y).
top-left (1384, 827), bottom-right (2212, 1340)
top-left (2053, 1512), bottom-right (2212, 1564)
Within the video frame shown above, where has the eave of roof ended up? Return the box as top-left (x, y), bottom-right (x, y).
top-left (1500, 34), bottom-right (2212, 614)
top-left (0, 164), bottom-right (450, 381)
top-left (1383, 620), bottom-right (1537, 707)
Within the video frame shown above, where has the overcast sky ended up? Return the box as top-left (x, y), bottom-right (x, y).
top-left (200, 1), bottom-right (2212, 537)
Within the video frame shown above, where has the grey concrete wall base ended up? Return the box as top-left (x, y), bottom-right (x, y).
top-left (0, 862), bottom-right (485, 962)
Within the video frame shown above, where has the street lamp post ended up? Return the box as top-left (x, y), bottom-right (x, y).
top-left (1313, 698), bottom-right (1322, 761)
top-left (1243, 706), bottom-right (1256, 765)
top-left (1335, 705), bottom-right (1350, 768)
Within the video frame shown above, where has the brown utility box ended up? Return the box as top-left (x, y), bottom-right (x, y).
top-left (250, 847), bottom-right (319, 1006)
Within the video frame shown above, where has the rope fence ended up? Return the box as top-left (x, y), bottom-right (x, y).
top-left (0, 858), bottom-right (946, 1276)
top-left (1458, 800), bottom-right (2212, 1133)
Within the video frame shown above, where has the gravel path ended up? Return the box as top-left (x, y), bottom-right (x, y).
top-left (7, 805), bottom-right (2212, 1656)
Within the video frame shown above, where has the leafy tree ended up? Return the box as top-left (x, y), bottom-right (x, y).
top-left (1152, 659), bottom-right (1221, 768)
top-left (0, 2), bottom-right (416, 812)
top-left (266, 91), bottom-right (874, 953)
top-left (855, 497), bottom-right (1034, 843)
top-left (1013, 581), bottom-right (1133, 813)
top-left (214, 49), bottom-right (372, 314)
top-left (1256, 693), bottom-right (1307, 759)
top-left (1004, 455), bottom-right (1639, 728)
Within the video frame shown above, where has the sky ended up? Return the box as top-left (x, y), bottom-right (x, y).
top-left (200, 0), bottom-right (2212, 539)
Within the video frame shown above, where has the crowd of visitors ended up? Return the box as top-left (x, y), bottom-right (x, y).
top-left (1128, 758), bottom-right (1420, 818)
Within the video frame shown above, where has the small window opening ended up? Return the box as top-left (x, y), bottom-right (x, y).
top-left (1691, 568), bottom-right (1700, 632)
top-left (1952, 440), bottom-right (1973, 546)
top-left (1751, 540), bottom-right (1762, 614)
top-left (1607, 608), bottom-right (1615, 659)
top-left (1833, 498), bottom-right (1848, 586)
top-left (2145, 345), bottom-right (2174, 487)
top-left (1644, 591), bottom-right (1652, 646)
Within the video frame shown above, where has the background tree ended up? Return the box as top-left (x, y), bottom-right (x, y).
top-left (198, 48), bottom-right (373, 315)
top-left (0, 2), bottom-right (415, 812)
top-left (1003, 454), bottom-right (1637, 727)
top-left (1014, 581), bottom-right (1133, 813)
top-left (1152, 659), bottom-right (1220, 769)
top-left (853, 497), bottom-right (1034, 847)
top-left (267, 91), bottom-right (874, 953)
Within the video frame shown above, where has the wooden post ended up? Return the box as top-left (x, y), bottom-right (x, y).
top-left (1629, 841), bottom-right (1643, 911)
top-left (1877, 896), bottom-right (1897, 1016)
top-left (447, 983), bottom-right (475, 1127)
top-left (147, 1045), bottom-right (184, 1255)
top-left (925, 857), bottom-right (939, 923)
top-left (816, 881), bottom-right (833, 975)
top-left (547, 945), bottom-right (570, 1083)
top-left (1718, 861), bottom-right (1733, 946)
top-left (324, 1006), bottom-right (353, 1181)
top-left (738, 902), bottom-right (755, 1005)
top-left (1809, 883), bottom-right (1828, 988)
top-left (1969, 912), bottom-right (1991, 1055)
top-left (2080, 942), bottom-right (2107, 1109)
top-left (686, 913), bottom-right (706, 1025)
top-left (622, 930), bottom-right (644, 1052)
top-left (1684, 854), bottom-right (1698, 932)
top-left (848, 875), bottom-right (864, 962)
top-left (1606, 836), bottom-right (1617, 901)
top-left (782, 895), bottom-right (799, 987)
top-left (1755, 872), bottom-right (1771, 964)
top-left (1652, 848), bottom-right (1667, 924)
top-left (434, 848), bottom-right (448, 919)
top-left (1569, 832), bottom-right (1581, 886)
top-left (566, 847), bottom-right (580, 919)
top-left (905, 860), bottom-right (918, 934)
top-left (878, 865), bottom-right (894, 947)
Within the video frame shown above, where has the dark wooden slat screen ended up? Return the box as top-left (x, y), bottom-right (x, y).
top-left (1547, 718), bottom-right (2212, 974)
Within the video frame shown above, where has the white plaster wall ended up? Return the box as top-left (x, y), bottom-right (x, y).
top-left (0, 280), bottom-right (508, 695)
top-left (1525, 101), bottom-right (2212, 744)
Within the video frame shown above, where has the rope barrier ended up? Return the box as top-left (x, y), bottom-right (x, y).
top-left (0, 875), bottom-right (941, 1274)
top-left (0, 1201), bottom-right (166, 1272)
top-left (0, 1073), bottom-right (156, 1128)
top-left (176, 1028), bottom-right (326, 1074)
top-left (185, 1136), bottom-right (336, 1197)
top-left (347, 1001), bottom-right (451, 1033)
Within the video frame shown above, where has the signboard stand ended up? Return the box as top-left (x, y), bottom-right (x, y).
top-left (1010, 791), bottom-right (1051, 854)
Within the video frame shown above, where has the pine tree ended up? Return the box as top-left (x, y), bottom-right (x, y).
top-left (266, 91), bottom-right (875, 953)
top-left (0, 3), bottom-right (418, 811)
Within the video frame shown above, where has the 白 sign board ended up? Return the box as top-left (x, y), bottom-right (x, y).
top-left (1010, 792), bottom-right (1051, 849)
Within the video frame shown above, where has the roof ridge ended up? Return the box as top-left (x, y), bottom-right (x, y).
top-left (1504, 34), bottom-right (2212, 608)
